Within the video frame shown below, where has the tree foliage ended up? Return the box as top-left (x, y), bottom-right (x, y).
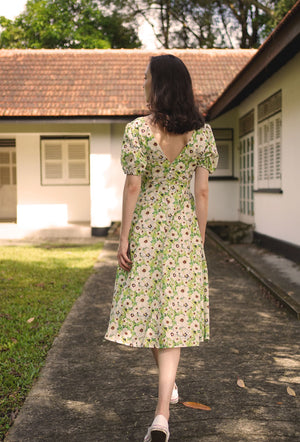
top-left (0, 0), bottom-right (296, 49)
top-left (0, 0), bottom-right (141, 49)
top-left (99, 0), bottom-right (298, 48)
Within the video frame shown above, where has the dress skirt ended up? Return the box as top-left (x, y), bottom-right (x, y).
top-left (105, 117), bottom-right (218, 348)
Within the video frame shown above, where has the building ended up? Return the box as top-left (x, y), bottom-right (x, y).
top-left (207, 0), bottom-right (300, 256)
top-left (0, 0), bottom-right (299, 255)
top-left (0, 48), bottom-right (254, 235)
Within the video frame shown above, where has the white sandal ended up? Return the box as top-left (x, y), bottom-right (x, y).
top-left (170, 383), bottom-right (179, 404)
top-left (144, 414), bottom-right (169, 442)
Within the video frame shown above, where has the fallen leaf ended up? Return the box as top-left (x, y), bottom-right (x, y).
top-left (287, 386), bottom-right (296, 397)
top-left (277, 402), bottom-right (283, 405)
top-left (287, 291), bottom-right (294, 295)
top-left (181, 401), bottom-right (211, 411)
top-left (27, 317), bottom-right (35, 323)
top-left (237, 378), bottom-right (246, 388)
top-left (231, 348), bottom-right (240, 354)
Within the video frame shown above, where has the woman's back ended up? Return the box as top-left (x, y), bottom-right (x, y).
top-left (145, 116), bottom-right (194, 164)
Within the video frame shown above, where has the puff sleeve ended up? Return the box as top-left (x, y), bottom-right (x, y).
top-left (198, 124), bottom-right (219, 174)
top-left (120, 122), bottom-right (147, 175)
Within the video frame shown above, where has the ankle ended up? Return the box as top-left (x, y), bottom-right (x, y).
top-left (155, 410), bottom-right (169, 421)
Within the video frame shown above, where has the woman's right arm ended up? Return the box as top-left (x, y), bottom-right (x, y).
top-left (118, 175), bottom-right (141, 271)
top-left (194, 166), bottom-right (209, 244)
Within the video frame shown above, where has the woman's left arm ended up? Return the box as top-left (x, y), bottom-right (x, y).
top-left (118, 175), bottom-right (141, 271)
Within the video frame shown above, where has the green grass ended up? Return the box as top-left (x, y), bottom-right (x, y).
top-left (0, 242), bottom-right (103, 440)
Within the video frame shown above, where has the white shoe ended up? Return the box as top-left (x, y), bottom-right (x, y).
top-left (143, 414), bottom-right (169, 442)
top-left (170, 383), bottom-right (179, 404)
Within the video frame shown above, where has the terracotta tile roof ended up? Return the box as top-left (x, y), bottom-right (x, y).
top-left (0, 48), bottom-right (256, 117)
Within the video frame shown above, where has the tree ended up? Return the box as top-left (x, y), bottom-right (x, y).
top-left (98, 0), bottom-right (298, 49)
top-left (0, 0), bottom-right (141, 49)
top-left (262, 0), bottom-right (297, 38)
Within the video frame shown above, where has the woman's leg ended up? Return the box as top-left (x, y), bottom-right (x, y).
top-left (155, 348), bottom-right (181, 420)
top-left (151, 348), bottom-right (159, 367)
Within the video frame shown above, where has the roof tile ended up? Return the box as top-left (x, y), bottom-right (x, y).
top-left (0, 48), bottom-right (256, 117)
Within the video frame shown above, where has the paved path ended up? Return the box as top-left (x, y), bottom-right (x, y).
top-left (6, 237), bottom-right (300, 441)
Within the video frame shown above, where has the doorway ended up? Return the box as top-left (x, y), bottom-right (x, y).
top-left (239, 134), bottom-right (254, 224)
top-left (0, 139), bottom-right (17, 220)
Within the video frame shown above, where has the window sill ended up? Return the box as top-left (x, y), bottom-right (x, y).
top-left (209, 176), bottom-right (238, 181)
top-left (254, 188), bottom-right (283, 194)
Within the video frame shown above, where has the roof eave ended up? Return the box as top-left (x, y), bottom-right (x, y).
top-left (0, 113), bottom-right (148, 122)
top-left (207, 1), bottom-right (300, 121)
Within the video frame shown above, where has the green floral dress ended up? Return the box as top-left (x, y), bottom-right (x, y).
top-left (105, 117), bottom-right (218, 348)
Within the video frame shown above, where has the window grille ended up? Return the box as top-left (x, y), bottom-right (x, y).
top-left (239, 132), bottom-right (254, 218)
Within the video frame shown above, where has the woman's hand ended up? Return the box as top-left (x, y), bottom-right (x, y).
top-left (117, 238), bottom-right (132, 271)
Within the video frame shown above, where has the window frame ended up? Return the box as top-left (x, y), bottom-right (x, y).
top-left (256, 90), bottom-right (282, 192)
top-left (0, 139), bottom-right (16, 186)
top-left (40, 136), bottom-right (90, 186)
top-left (257, 111), bottom-right (282, 191)
top-left (211, 128), bottom-right (234, 178)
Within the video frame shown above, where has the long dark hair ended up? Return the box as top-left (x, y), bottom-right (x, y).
top-left (148, 54), bottom-right (205, 134)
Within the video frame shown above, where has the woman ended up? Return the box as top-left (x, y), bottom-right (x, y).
top-left (105, 54), bottom-right (218, 442)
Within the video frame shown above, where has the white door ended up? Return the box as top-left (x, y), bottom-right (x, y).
top-left (239, 134), bottom-right (254, 224)
top-left (0, 144), bottom-right (17, 219)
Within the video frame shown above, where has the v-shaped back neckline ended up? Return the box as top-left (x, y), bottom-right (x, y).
top-left (142, 117), bottom-right (197, 164)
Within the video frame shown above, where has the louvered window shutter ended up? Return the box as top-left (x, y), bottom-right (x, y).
top-left (258, 126), bottom-right (263, 182)
top-left (257, 91), bottom-right (281, 190)
top-left (44, 142), bottom-right (63, 180)
top-left (41, 138), bottom-right (89, 185)
top-left (67, 142), bottom-right (88, 179)
top-left (275, 117), bottom-right (281, 185)
top-left (257, 113), bottom-right (281, 189)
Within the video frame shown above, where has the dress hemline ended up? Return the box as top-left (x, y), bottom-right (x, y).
top-left (104, 334), bottom-right (209, 349)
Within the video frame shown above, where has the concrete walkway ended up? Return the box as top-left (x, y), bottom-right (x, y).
top-left (5, 237), bottom-right (300, 441)
top-left (206, 230), bottom-right (300, 319)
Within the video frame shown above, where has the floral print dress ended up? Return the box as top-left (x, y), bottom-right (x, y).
top-left (105, 116), bottom-right (218, 348)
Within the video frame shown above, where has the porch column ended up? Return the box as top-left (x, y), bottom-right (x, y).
top-left (90, 124), bottom-right (113, 236)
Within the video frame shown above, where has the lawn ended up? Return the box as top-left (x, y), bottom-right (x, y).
top-left (0, 242), bottom-right (103, 440)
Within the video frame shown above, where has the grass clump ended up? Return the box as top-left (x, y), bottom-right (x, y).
top-left (0, 242), bottom-right (103, 439)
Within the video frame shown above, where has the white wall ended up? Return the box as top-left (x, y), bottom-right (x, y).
top-left (237, 52), bottom-right (300, 245)
top-left (208, 181), bottom-right (239, 221)
top-left (16, 132), bottom-right (91, 227)
top-left (109, 123), bottom-right (126, 221)
top-left (209, 108), bottom-right (240, 221)
top-left (89, 123), bottom-right (126, 228)
top-left (0, 120), bottom-right (128, 230)
top-left (0, 122), bottom-right (93, 227)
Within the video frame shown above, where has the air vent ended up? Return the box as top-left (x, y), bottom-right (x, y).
top-left (0, 139), bottom-right (16, 148)
top-left (239, 110), bottom-right (254, 137)
top-left (258, 90), bottom-right (282, 123)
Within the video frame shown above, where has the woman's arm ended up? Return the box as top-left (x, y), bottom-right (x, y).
top-left (194, 166), bottom-right (209, 244)
top-left (118, 174), bottom-right (141, 271)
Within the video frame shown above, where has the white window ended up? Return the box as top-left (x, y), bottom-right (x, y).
top-left (41, 138), bottom-right (89, 185)
top-left (0, 139), bottom-right (16, 186)
top-left (257, 91), bottom-right (282, 190)
top-left (257, 113), bottom-right (281, 189)
top-left (213, 129), bottom-right (233, 177)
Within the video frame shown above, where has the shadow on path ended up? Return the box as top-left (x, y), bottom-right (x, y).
top-left (6, 238), bottom-right (300, 441)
